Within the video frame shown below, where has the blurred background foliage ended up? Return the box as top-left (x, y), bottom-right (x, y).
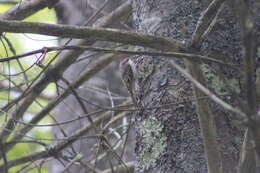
top-left (0, 1), bottom-right (58, 172)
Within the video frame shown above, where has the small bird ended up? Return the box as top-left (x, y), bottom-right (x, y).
top-left (119, 58), bottom-right (137, 105)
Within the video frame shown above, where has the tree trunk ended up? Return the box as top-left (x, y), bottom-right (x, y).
top-left (131, 0), bottom-right (259, 172)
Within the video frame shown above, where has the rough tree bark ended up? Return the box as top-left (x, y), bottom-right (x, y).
top-left (128, 0), bottom-right (259, 173)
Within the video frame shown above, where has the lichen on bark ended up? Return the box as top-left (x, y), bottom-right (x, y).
top-left (201, 64), bottom-right (241, 95)
top-left (138, 116), bottom-right (167, 171)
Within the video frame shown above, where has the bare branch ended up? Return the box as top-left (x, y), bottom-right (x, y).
top-left (0, 19), bottom-right (182, 51)
top-left (0, 82), bottom-right (54, 100)
top-left (191, 0), bottom-right (225, 45)
top-left (0, 0), bottom-right (59, 20)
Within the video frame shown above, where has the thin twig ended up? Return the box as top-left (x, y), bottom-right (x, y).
top-left (0, 45), bottom-right (234, 66)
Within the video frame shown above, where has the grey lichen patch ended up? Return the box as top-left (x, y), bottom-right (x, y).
top-left (138, 116), bottom-right (167, 171)
top-left (201, 64), bottom-right (240, 95)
